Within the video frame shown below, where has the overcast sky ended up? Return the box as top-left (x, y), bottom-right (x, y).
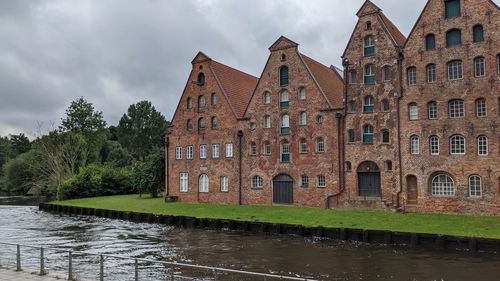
top-left (0, 0), bottom-right (496, 138)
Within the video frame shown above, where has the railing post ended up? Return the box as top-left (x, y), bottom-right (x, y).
top-left (135, 259), bottom-right (139, 281)
top-left (100, 255), bottom-right (104, 281)
top-left (16, 244), bottom-right (21, 271)
top-left (68, 251), bottom-right (73, 280)
top-left (39, 247), bottom-right (46, 275)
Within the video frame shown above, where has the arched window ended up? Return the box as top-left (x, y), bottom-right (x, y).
top-left (251, 176), bottom-right (263, 188)
top-left (382, 66), bottom-right (391, 82)
top-left (474, 57), bottom-right (485, 77)
top-left (431, 174), bottom-right (455, 196)
top-left (425, 34), bottom-right (436, 51)
top-left (299, 87), bottom-right (306, 100)
top-left (362, 125), bottom-right (374, 144)
top-left (198, 118), bottom-right (206, 130)
top-left (348, 101), bottom-right (356, 112)
top-left (199, 174), bottom-right (209, 193)
top-left (263, 115), bottom-right (271, 128)
top-left (430, 135), bottom-right (440, 155)
top-left (445, 0), bottom-right (461, 18)
top-left (263, 141), bottom-right (271, 155)
top-left (364, 36), bottom-right (375, 56)
top-left (364, 64), bottom-right (375, 85)
top-left (345, 161), bottom-right (352, 172)
top-left (197, 73), bottom-right (206, 85)
top-left (477, 136), bottom-right (488, 156)
top-left (448, 99), bottom-right (465, 118)
top-left (363, 96), bottom-right (374, 113)
top-left (198, 95), bottom-right (206, 108)
top-left (299, 139), bottom-right (308, 154)
top-left (469, 175), bottom-right (483, 197)
top-left (381, 99), bottom-right (390, 112)
top-left (299, 111), bottom-right (307, 125)
top-left (446, 29), bottom-right (462, 47)
top-left (263, 91), bottom-right (271, 104)
top-left (211, 93), bottom-right (217, 105)
top-left (349, 70), bottom-right (357, 84)
top-left (316, 138), bottom-right (325, 153)
top-left (187, 119), bottom-right (193, 132)
top-left (211, 117), bottom-right (218, 129)
top-left (408, 103), bottom-right (419, 121)
top-left (315, 115), bottom-right (324, 124)
top-left (279, 66), bottom-right (289, 86)
top-left (473, 25), bottom-right (484, 43)
top-left (450, 135), bottom-right (466, 155)
top-left (280, 114), bottom-right (290, 135)
top-left (428, 101), bottom-right (438, 119)
top-left (410, 135), bottom-right (420, 155)
top-left (476, 98), bottom-right (487, 117)
top-left (280, 90), bottom-right (289, 109)
top-left (381, 130), bottom-right (390, 144)
top-left (348, 129), bottom-right (355, 143)
top-left (407, 67), bottom-right (417, 85)
top-left (426, 64), bottom-right (436, 83)
top-left (280, 141), bottom-right (290, 162)
top-left (249, 142), bottom-right (257, 156)
top-left (447, 60), bottom-right (463, 80)
top-left (187, 97), bottom-right (193, 109)
top-left (366, 21), bottom-right (372, 30)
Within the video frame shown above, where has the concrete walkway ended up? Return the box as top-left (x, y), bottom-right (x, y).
top-left (0, 268), bottom-right (68, 280)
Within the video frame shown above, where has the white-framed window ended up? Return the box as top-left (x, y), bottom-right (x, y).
top-left (198, 95), bottom-right (206, 108)
top-left (349, 70), bottom-right (357, 84)
top-left (299, 112), bottom-right (307, 125)
top-left (252, 176), bottom-right (263, 188)
top-left (281, 114), bottom-right (290, 135)
top-left (362, 125), bottom-right (374, 144)
top-left (225, 143), bottom-right (233, 158)
top-left (409, 103), bottom-right (419, 121)
top-left (474, 57), bottom-right (485, 77)
top-left (199, 174), bottom-right (209, 193)
top-left (448, 100), bottom-right (464, 118)
top-left (186, 146), bottom-right (194, 160)
top-left (407, 67), bottom-right (417, 85)
top-left (187, 97), bottom-right (193, 109)
top-left (280, 141), bottom-right (290, 163)
top-left (301, 175), bottom-right (309, 187)
top-left (430, 136), bottom-right (440, 155)
top-left (469, 175), bottom-right (482, 197)
top-left (447, 60), bottom-right (463, 80)
top-left (175, 147), bottom-right (182, 160)
top-left (431, 174), bottom-right (455, 197)
top-left (410, 135), bottom-right (420, 155)
top-left (450, 135), bottom-right (466, 155)
top-left (476, 98), bottom-right (487, 117)
top-left (264, 115), bottom-right (271, 128)
top-left (381, 130), bottom-right (390, 144)
top-left (381, 99), bottom-right (390, 112)
top-left (211, 93), bottom-right (217, 106)
top-left (280, 90), bottom-right (289, 109)
top-left (199, 144), bottom-right (207, 159)
top-left (180, 173), bottom-right (188, 193)
top-left (427, 64), bottom-right (437, 83)
top-left (299, 139), bottom-right (307, 154)
top-left (264, 92), bottom-right (271, 104)
top-left (364, 36), bottom-right (375, 56)
top-left (263, 142), bottom-right (271, 155)
top-left (316, 175), bottom-right (326, 187)
top-left (382, 66), bottom-right (391, 82)
top-left (212, 144), bottom-right (220, 159)
top-left (477, 136), bottom-right (488, 156)
top-left (363, 96), bottom-right (375, 113)
top-left (428, 101), bottom-right (438, 119)
top-left (220, 176), bottom-right (228, 192)
top-left (249, 142), bottom-right (257, 156)
top-left (316, 138), bottom-right (325, 153)
top-left (299, 87), bottom-right (306, 100)
top-left (364, 64), bottom-right (375, 84)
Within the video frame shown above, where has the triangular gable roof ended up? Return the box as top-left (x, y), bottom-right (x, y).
top-left (379, 12), bottom-right (406, 47)
top-left (300, 54), bottom-right (344, 109)
top-left (191, 51), bottom-right (212, 64)
top-left (269, 36), bottom-right (299, 51)
top-left (210, 60), bottom-right (259, 119)
top-left (356, 0), bottom-right (381, 16)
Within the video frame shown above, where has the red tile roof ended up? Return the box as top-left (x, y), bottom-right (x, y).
top-left (301, 54), bottom-right (344, 109)
top-left (210, 60), bottom-right (259, 119)
top-left (379, 13), bottom-right (406, 47)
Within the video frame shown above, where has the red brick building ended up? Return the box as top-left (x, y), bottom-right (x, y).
top-left (167, 0), bottom-right (500, 214)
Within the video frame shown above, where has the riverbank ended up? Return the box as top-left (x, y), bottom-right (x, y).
top-left (50, 194), bottom-right (500, 239)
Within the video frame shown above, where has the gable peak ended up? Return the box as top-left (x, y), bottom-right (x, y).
top-left (191, 51), bottom-right (212, 65)
top-left (269, 36), bottom-right (299, 52)
top-left (356, 0), bottom-right (382, 17)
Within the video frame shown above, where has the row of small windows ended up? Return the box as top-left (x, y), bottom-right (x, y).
top-left (409, 135), bottom-right (489, 156)
top-left (408, 98), bottom-right (489, 121)
top-left (347, 127), bottom-right (390, 145)
top-left (263, 87), bottom-right (307, 106)
top-left (179, 173), bottom-right (229, 193)
top-left (425, 25), bottom-right (484, 51)
top-left (249, 138), bottom-right (326, 162)
top-left (347, 97), bottom-right (390, 113)
top-left (187, 93), bottom-right (217, 109)
top-left (251, 175), bottom-right (327, 189)
top-left (260, 113), bottom-right (324, 130)
top-left (430, 173), bottom-right (484, 198)
top-left (186, 117), bottom-right (218, 131)
top-left (175, 143), bottom-right (234, 160)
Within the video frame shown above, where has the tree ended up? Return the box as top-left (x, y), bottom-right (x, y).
top-left (117, 101), bottom-right (169, 160)
top-left (132, 148), bottom-right (165, 198)
top-left (100, 140), bottom-right (133, 168)
top-left (0, 136), bottom-right (12, 176)
top-left (10, 133), bottom-right (31, 156)
top-left (3, 151), bottom-right (35, 195)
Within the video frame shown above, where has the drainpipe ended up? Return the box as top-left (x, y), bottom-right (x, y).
top-left (165, 137), bottom-right (170, 197)
top-left (238, 130), bottom-right (244, 205)
top-left (396, 50), bottom-right (405, 210)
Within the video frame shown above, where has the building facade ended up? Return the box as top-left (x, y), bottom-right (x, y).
top-left (167, 0), bottom-right (500, 215)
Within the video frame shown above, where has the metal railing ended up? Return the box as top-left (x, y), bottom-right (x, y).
top-left (0, 242), bottom-right (317, 281)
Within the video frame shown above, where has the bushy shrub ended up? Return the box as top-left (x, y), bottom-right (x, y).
top-left (60, 164), bottom-right (134, 200)
top-left (2, 151), bottom-right (35, 195)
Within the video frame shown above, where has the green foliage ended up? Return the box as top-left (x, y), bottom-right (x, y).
top-left (100, 141), bottom-right (133, 168)
top-left (0, 136), bottom-right (12, 177)
top-left (10, 133), bottom-right (31, 156)
top-left (117, 101), bottom-right (169, 159)
top-left (2, 151), bottom-right (35, 195)
top-left (59, 164), bottom-right (134, 200)
top-left (132, 148), bottom-right (165, 198)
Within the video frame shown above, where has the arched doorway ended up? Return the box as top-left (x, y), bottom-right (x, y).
top-left (406, 175), bottom-right (418, 204)
top-left (357, 161), bottom-right (381, 197)
top-left (273, 174), bottom-right (293, 204)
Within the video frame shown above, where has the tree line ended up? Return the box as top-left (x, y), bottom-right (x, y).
top-left (0, 97), bottom-right (170, 200)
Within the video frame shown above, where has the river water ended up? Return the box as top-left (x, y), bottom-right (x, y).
top-left (0, 206), bottom-right (499, 281)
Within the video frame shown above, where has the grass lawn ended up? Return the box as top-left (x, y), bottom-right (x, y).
top-left (53, 194), bottom-right (500, 239)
